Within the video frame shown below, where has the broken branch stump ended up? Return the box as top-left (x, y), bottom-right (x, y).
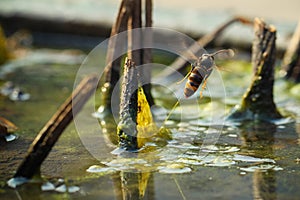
top-left (227, 18), bottom-right (282, 121)
top-left (14, 74), bottom-right (98, 179)
top-left (117, 58), bottom-right (138, 150)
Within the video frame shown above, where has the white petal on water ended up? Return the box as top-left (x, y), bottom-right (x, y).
top-left (233, 154), bottom-right (275, 163)
top-left (240, 164), bottom-right (283, 172)
top-left (86, 165), bottom-right (116, 173)
top-left (158, 165), bottom-right (192, 174)
top-left (167, 143), bottom-right (199, 150)
top-left (240, 171), bottom-right (247, 175)
top-left (228, 134), bottom-right (238, 138)
top-left (176, 158), bottom-right (204, 165)
top-left (110, 147), bottom-right (126, 155)
top-left (55, 184), bottom-right (67, 193)
top-left (201, 145), bottom-right (219, 152)
top-left (5, 134), bottom-right (18, 142)
top-left (222, 146), bottom-right (240, 153)
top-left (205, 156), bottom-right (236, 167)
top-left (7, 177), bottom-right (28, 188)
top-left (188, 126), bottom-right (206, 132)
top-left (164, 120), bottom-right (176, 127)
top-left (68, 186), bottom-right (80, 193)
top-left (41, 182), bottom-right (55, 191)
top-left (177, 122), bottom-right (189, 128)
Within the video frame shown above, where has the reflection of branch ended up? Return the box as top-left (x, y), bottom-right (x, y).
top-left (253, 171), bottom-right (277, 200)
top-left (120, 171), bottom-right (153, 200)
top-left (173, 176), bottom-right (187, 200)
top-left (158, 16), bottom-right (252, 79)
top-left (14, 75), bottom-right (98, 179)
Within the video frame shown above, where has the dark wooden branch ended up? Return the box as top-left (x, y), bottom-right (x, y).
top-left (14, 74), bottom-right (98, 179)
top-left (281, 20), bottom-right (300, 82)
top-left (158, 16), bottom-right (252, 79)
top-left (128, 0), bottom-right (154, 107)
top-left (227, 18), bottom-right (282, 122)
top-left (100, 0), bottom-right (132, 113)
top-left (141, 0), bottom-right (155, 107)
top-left (117, 58), bottom-right (138, 150)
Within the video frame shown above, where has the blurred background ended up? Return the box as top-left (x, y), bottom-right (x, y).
top-left (0, 0), bottom-right (299, 50)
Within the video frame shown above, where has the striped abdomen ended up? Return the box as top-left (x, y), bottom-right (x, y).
top-left (184, 67), bottom-right (205, 98)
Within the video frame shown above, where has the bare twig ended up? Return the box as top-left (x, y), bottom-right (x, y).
top-left (14, 75), bottom-right (98, 178)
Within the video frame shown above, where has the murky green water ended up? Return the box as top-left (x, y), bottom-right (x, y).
top-left (0, 48), bottom-right (300, 200)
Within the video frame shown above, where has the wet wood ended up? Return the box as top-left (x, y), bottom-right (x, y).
top-left (228, 18), bottom-right (282, 121)
top-left (117, 58), bottom-right (138, 150)
top-left (0, 116), bottom-right (18, 138)
top-left (100, 0), bottom-right (154, 114)
top-left (158, 16), bottom-right (252, 79)
top-left (141, 0), bottom-right (155, 107)
top-left (128, 0), bottom-right (154, 107)
top-left (281, 20), bottom-right (300, 82)
top-left (101, 0), bottom-right (133, 113)
top-left (14, 74), bottom-right (98, 178)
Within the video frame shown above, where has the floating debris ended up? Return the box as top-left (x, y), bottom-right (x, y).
top-left (233, 154), bottom-right (275, 163)
top-left (7, 177), bottom-right (28, 188)
top-left (239, 164), bottom-right (283, 172)
top-left (41, 182), bottom-right (56, 191)
top-left (239, 171), bottom-right (247, 175)
top-left (55, 184), bottom-right (67, 193)
top-left (41, 181), bottom-right (80, 193)
top-left (0, 116), bottom-right (18, 141)
top-left (158, 164), bottom-right (192, 174)
top-left (86, 165), bottom-right (116, 174)
top-left (167, 142), bottom-right (200, 150)
top-left (4, 134), bottom-right (18, 142)
top-left (9, 87), bottom-right (30, 101)
top-left (205, 156), bottom-right (236, 167)
top-left (0, 82), bottom-right (30, 101)
top-left (0, 81), bottom-right (14, 96)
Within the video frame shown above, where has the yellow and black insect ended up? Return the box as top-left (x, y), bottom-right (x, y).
top-left (183, 49), bottom-right (234, 98)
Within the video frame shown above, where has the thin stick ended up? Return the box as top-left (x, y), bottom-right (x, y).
top-left (173, 176), bottom-right (187, 200)
top-left (14, 74), bottom-right (98, 178)
top-left (161, 101), bottom-right (180, 127)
